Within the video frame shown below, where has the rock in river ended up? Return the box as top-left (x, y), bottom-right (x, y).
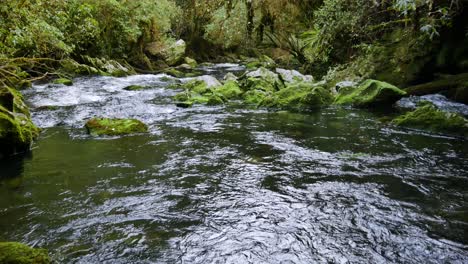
top-left (85, 118), bottom-right (148, 136)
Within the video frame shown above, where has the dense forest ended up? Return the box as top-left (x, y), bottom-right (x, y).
top-left (1, 1), bottom-right (467, 263)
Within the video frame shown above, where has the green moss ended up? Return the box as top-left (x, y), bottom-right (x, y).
top-left (53, 78), bottom-right (73, 86)
top-left (60, 59), bottom-right (102, 76)
top-left (243, 90), bottom-right (272, 105)
top-left (163, 68), bottom-right (186, 78)
top-left (392, 102), bottom-right (468, 137)
top-left (261, 82), bottom-right (333, 110)
top-left (85, 118), bottom-right (148, 136)
top-left (213, 81), bottom-right (243, 99)
top-left (206, 94), bottom-right (225, 105)
top-left (184, 57), bottom-right (198, 68)
top-left (0, 87), bottom-right (40, 157)
top-left (334, 79), bottom-right (406, 107)
top-left (0, 242), bottom-right (50, 264)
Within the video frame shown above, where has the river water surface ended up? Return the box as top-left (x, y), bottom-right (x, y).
top-left (0, 64), bottom-right (467, 263)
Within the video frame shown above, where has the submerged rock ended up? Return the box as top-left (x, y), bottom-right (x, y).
top-left (392, 102), bottom-right (468, 137)
top-left (85, 118), bottom-right (148, 136)
top-left (0, 87), bottom-right (40, 158)
top-left (52, 78), bottom-right (73, 86)
top-left (334, 79), bottom-right (406, 107)
top-left (0, 242), bottom-right (50, 264)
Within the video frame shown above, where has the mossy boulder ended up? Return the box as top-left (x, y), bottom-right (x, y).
top-left (52, 78), bottom-right (73, 86)
top-left (240, 67), bottom-right (284, 93)
top-left (82, 56), bottom-right (133, 77)
top-left (184, 57), bottom-right (198, 68)
top-left (163, 68), bottom-right (186, 78)
top-left (245, 55), bottom-right (276, 69)
top-left (392, 102), bottom-right (468, 137)
top-left (0, 242), bottom-right (50, 264)
top-left (146, 39), bottom-right (186, 66)
top-left (60, 59), bottom-right (101, 76)
top-left (213, 81), bottom-right (243, 99)
top-left (243, 90), bottom-right (274, 105)
top-left (261, 82), bottom-right (333, 110)
top-left (85, 118), bottom-right (148, 136)
top-left (334, 79), bottom-right (406, 107)
top-left (275, 68), bottom-right (313, 85)
top-left (0, 87), bottom-right (40, 158)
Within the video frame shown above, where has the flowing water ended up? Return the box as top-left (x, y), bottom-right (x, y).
top-left (0, 64), bottom-right (467, 263)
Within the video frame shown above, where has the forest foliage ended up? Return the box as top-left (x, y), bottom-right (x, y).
top-left (0, 0), bottom-right (466, 83)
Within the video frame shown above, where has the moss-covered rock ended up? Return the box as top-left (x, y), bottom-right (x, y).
top-left (52, 78), bottom-right (73, 86)
top-left (82, 56), bottom-right (133, 77)
top-left (392, 102), bottom-right (468, 137)
top-left (0, 242), bottom-right (50, 264)
top-left (261, 82), bottom-right (333, 110)
top-left (146, 39), bottom-right (186, 66)
top-left (245, 55), bottom-right (276, 69)
top-left (184, 57), bottom-right (197, 68)
top-left (334, 79), bottom-right (406, 107)
top-left (243, 90), bottom-right (273, 105)
top-left (163, 68), bottom-right (186, 78)
top-left (0, 87), bottom-right (40, 158)
top-left (60, 59), bottom-right (101, 76)
top-left (213, 81), bottom-right (243, 99)
top-left (240, 67), bottom-right (284, 93)
top-left (275, 68), bottom-right (313, 85)
top-left (85, 118), bottom-right (148, 136)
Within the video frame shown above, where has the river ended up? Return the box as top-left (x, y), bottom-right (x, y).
top-left (0, 64), bottom-right (467, 263)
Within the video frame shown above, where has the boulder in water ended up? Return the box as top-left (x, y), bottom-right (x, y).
top-left (392, 101), bottom-right (468, 137)
top-left (241, 67), bottom-right (284, 93)
top-left (334, 79), bottom-right (406, 107)
top-left (0, 87), bottom-right (40, 158)
top-left (0, 242), bottom-right (50, 264)
top-left (260, 82), bottom-right (333, 110)
top-left (85, 118), bottom-right (148, 136)
top-left (213, 81), bottom-right (243, 100)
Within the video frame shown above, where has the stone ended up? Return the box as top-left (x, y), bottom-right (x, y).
top-left (260, 82), bottom-right (333, 110)
top-left (184, 57), bottom-right (198, 68)
top-left (0, 87), bottom-right (40, 158)
top-left (0, 242), bottom-right (50, 264)
top-left (52, 78), bottom-right (73, 86)
top-left (85, 118), bottom-right (148, 136)
top-left (275, 68), bottom-right (313, 84)
top-left (392, 102), bottom-right (468, 137)
top-left (334, 79), bottom-right (406, 107)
